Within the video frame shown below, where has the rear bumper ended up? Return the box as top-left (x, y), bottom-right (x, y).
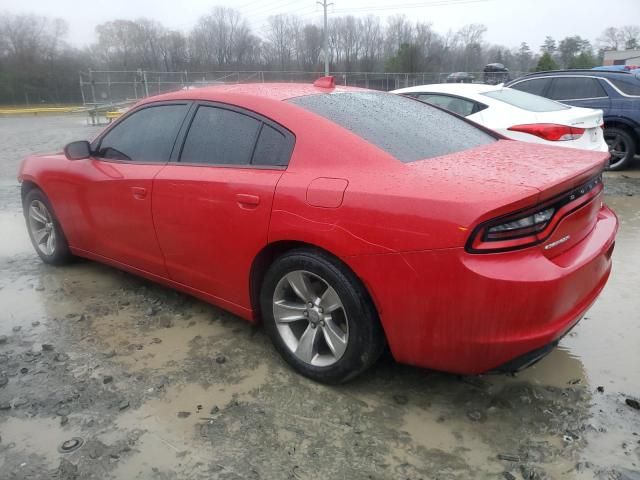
top-left (492, 339), bottom-right (559, 373)
top-left (347, 205), bottom-right (618, 374)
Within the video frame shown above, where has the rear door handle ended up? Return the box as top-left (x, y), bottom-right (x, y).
top-left (131, 187), bottom-right (147, 199)
top-left (235, 193), bottom-right (260, 208)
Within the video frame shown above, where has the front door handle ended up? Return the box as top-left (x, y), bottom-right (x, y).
top-left (131, 187), bottom-right (147, 199)
top-left (235, 193), bottom-right (260, 208)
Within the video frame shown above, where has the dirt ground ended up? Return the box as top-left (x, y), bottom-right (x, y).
top-left (1, 114), bottom-right (639, 480)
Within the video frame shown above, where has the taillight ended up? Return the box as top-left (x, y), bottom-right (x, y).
top-left (508, 123), bottom-right (585, 141)
top-left (485, 207), bottom-right (554, 240)
top-left (466, 173), bottom-right (604, 253)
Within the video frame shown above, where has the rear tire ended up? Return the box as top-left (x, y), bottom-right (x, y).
top-left (23, 188), bottom-right (72, 265)
top-left (604, 127), bottom-right (636, 171)
top-left (260, 248), bottom-right (385, 384)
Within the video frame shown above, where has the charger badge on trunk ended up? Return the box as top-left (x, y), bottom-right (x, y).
top-left (544, 235), bottom-right (571, 250)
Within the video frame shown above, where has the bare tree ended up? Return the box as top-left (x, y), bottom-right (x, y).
top-left (598, 27), bottom-right (620, 51)
top-left (384, 15), bottom-right (413, 59)
top-left (189, 7), bottom-right (251, 68)
top-left (264, 14), bottom-right (298, 70)
top-left (359, 15), bottom-right (382, 71)
top-left (619, 25), bottom-right (640, 50)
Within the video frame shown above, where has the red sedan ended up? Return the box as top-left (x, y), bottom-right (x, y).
top-left (18, 78), bottom-right (618, 383)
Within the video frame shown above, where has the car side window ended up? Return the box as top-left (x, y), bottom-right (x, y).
top-left (510, 78), bottom-right (550, 96)
top-left (548, 77), bottom-right (607, 100)
top-left (96, 104), bottom-right (188, 162)
top-left (608, 77), bottom-right (640, 96)
top-left (180, 106), bottom-right (261, 165)
top-left (252, 124), bottom-right (288, 166)
top-left (416, 94), bottom-right (477, 117)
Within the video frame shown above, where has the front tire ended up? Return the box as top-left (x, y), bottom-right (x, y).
top-left (23, 188), bottom-right (72, 265)
top-left (604, 127), bottom-right (636, 171)
top-left (260, 248), bottom-right (385, 384)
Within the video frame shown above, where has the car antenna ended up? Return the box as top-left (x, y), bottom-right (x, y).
top-left (313, 76), bottom-right (336, 89)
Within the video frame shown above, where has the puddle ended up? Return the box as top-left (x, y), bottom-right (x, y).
top-left (0, 416), bottom-right (80, 465)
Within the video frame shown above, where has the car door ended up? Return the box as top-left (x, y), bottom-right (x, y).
top-left (65, 102), bottom-right (190, 275)
top-left (546, 77), bottom-right (611, 111)
top-left (152, 103), bottom-right (294, 310)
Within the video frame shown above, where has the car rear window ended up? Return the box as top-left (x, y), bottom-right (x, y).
top-left (482, 88), bottom-right (569, 112)
top-left (609, 77), bottom-right (640, 96)
top-left (287, 92), bottom-right (495, 162)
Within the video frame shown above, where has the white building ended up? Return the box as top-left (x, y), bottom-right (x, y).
top-left (603, 49), bottom-right (640, 66)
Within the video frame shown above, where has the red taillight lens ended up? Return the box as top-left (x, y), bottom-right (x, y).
top-left (508, 123), bottom-right (585, 141)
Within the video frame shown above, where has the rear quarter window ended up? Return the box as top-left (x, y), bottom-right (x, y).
top-left (609, 77), bottom-right (640, 96)
top-left (288, 92), bottom-right (495, 162)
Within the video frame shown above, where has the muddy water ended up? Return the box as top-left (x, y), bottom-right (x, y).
top-left (1, 116), bottom-right (639, 479)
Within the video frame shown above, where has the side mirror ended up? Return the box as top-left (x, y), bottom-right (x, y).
top-left (64, 140), bottom-right (91, 160)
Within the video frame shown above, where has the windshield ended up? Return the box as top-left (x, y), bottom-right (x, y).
top-left (288, 92), bottom-right (495, 162)
top-left (482, 88), bottom-right (570, 112)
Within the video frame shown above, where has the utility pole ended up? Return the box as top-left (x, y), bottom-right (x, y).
top-left (317, 0), bottom-right (333, 76)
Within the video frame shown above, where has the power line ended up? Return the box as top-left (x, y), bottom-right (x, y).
top-left (240, 0), bottom-right (308, 18)
top-left (330, 0), bottom-right (494, 14)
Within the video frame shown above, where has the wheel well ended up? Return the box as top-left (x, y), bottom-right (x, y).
top-left (604, 121), bottom-right (639, 146)
top-left (249, 241), bottom-right (380, 325)
top-left (20, 180), bottom-right (40, 205)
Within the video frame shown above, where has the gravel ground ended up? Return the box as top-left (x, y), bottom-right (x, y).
top-left (0, 115), bottom-right (639, 480)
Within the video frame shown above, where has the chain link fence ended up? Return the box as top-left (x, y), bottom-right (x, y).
top-left (79, 69), bottom-right (523, 106)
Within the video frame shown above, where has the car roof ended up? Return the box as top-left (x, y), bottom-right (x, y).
top-left (513, 69), bottom-right (636, 80)
top-left (138, 82), bottom-right (365, 104)
top-left (392, 83), bottom-right (501, 96)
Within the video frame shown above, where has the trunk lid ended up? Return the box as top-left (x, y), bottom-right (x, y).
top-left (533, 105), bottom-right (603, 129)
top-left (411, 139), bottom-right (607, 203)
top-left (408, 139), bottom-right (608, 251)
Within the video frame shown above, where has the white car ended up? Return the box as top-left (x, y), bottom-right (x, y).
top-left (391, 83), bottom-right (608, 152)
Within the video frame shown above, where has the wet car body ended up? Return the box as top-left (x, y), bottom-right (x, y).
top-left (18, 82), bottom-right (618, 379)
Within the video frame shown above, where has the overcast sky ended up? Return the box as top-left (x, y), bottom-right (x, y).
top-left (4, 0), bottom-right (639, 50)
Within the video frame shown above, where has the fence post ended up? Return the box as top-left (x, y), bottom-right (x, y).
top-left (79, 72), bottom-right (86, 106)
top-left (143, 70), bottom-right (149, 97)
top-left (107, 73), bottom-right (112, 103)
top-left (89, 69), bottom-right (97, 105)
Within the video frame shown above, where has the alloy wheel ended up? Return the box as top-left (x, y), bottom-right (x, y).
top-left (604, 132), bottom-right (628, 170)
top-left (272, 270), bottom-right (349, 367)
top-left (27, 200), bottom-right (56, 256)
